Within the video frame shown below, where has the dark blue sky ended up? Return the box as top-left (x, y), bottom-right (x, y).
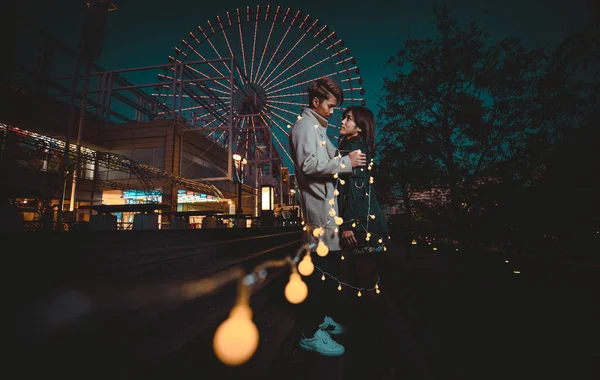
top-left (22, 0), bottom-right (590, 171)
top-left (27, 0), bottom-right (588, 110)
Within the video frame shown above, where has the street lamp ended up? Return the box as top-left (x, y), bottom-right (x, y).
top-left (233, 154), bottom-right (246, 215)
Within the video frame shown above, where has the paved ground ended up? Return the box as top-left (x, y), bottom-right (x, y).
top-left (13, 239), bottom-right (600, 380)
top-left (145, 242), bottom-right (600, 380)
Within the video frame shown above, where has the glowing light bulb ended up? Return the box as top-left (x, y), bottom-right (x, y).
top-left (285, 273), bottom-right (308, 304)
top-left (340, 163), bottom-right (345, 169)
top-left (298, 254), bottom-right (314, 276)
top-left (213, 303), bottom-right (259, 366)
top-left (378, 238), bottom-right (383, 244)
top-left (334, 216), bottom-right (343, 225)
top-left (314, 124), bottom-right (319, 128)
top-left (312, 227), bottom-right (322, 237)
top-left (320, 141), bottom-right (326, 146)
top-left (337, 284), bottom-right (342, 291)
top-left (352, 222), bottom-right (356, 228)
top-left (357, 290), bottom-right (362, 297)
top-left (329, 198), bottom-right (335, 206)
top-left (376, 289), bottom-right (381, 294)
top-left (339, 179), bottom-right (345, 185)
top-left (297, 115), bottom-right (302, 120)
top-left (334, 228), bottom-right (338, 233)
top-left (334, 189), bottom-right (339, 196)
top-left (287, 124), bottom-right (292, 129)
top-left (316, 240), bottom-right (329, 257)
top-left (333, 173), bottom-right (338, 179)
top-left (341, 255), bottom-right (345, 260)
top-left (383, 246), bottom-right (387, 251)
top-left (329, 209), bottom-right (336, 216)
top-left (321, 274), bottom-right (326, 281)
top-left (369, 177), bottom-right (374, 184)
top-left (370, 214), bottom-right (375, 219)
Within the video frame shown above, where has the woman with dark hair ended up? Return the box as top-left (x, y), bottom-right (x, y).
top-left (338, 105), bottom-right (388, 258)
top-left (336, 105), bottom-right (393, 378)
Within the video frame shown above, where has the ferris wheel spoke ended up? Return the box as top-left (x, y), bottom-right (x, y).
top-left (265, 46), bottom-right (345, 93)
top-left (236, 8), bottom-right (249, 78)
top-left (256, 7), bottom-right (295, 85)
top-left (181, 83), bottom-right (230, 121)
top-left (219, 12), bottom-right (246, 81)
top-left (261, 24), bottom-right (329, 91)
top-left (259, 14), bottom-right (315, 88)
top-left (181, 39), bottom-right (228, 79)
top-left (267, 91), bottom-right (305, 99)
top-left (181, 64), bottom-right (232, 93)
top-left (190, 26), bottom-right (231, 74)
top-left (263, 30), bottom-right (337, 92)
top-left (249, 6), bottom-right (260, 83)
top-left (264, 105), bottom-right (296, 129)
top-left (265, 103), bottom-right (297, 121)
top-left (267, 66), bottom-right (358, 95)
top-left (206, 109), bottom-right (240, 139)
top-left (271, 131), bottom-right (292, 163)
top-left (253, 5), bottom-right (277, 83)
top-left (260, 113), bottom-right (293, 163)
top-left (269, 99), bottom-right (306, 109)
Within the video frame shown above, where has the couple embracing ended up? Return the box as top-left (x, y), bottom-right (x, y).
top-left (289, 76), bottom-right (389, 357)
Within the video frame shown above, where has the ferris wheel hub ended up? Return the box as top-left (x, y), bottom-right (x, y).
top-left (234, 83), bottom-right (268, 116)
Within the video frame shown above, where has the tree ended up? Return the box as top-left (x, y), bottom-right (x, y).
top-left (378, 6), bottom-right (548, 239)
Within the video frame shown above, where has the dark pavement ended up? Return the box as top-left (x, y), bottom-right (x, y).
top-left (12, 234), bottom-right (600, 380)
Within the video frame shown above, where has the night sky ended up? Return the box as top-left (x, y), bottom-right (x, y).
top-left (21, 0), bottom-right (590, 170)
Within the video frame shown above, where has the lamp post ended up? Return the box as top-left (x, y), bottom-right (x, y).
top-left (233, 154), bottom-right (246, 216)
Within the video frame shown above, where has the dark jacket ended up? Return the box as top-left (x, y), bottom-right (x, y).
top-left (338, 136), bottom-right (389, 253)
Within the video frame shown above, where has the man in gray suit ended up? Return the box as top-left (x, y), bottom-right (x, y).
top-left (289, 76), bottom-right (366, 356)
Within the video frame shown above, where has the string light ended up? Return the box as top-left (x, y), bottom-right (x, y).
top-left (316, 265), bottom-right (381, 295)
top-left (285, 272), bottom-right (308, 304)
top-left (213, 283), bottom-right (259, 366)
top-left (298, 252), bottom-right (314, 276)
top-left (316, 239), bottom-right (329, 257)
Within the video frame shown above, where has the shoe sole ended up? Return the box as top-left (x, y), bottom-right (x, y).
top-left (298, 342), bottom-right (345, 356)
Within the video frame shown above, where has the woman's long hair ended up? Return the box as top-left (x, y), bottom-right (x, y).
top-left (341, 106), bottom-right (375, 154)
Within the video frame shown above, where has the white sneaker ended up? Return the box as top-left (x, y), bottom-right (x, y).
top-left (298, 329), bottom-right (345, 356)
top-left (318, 315), bottom-right (346, 335)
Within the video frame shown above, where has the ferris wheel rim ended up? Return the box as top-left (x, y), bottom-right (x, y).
top-left (157, 4), bottom-right (366, 169)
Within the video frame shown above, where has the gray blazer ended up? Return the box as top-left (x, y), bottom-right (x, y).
top-left (289, 108), bottom-right (352, 252)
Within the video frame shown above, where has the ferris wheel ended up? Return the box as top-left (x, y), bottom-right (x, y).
top-left (156, 4), bottom-right (365, 174)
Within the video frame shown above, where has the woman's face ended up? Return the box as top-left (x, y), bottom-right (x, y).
top-left (340, 111), bottom-right (359, 138)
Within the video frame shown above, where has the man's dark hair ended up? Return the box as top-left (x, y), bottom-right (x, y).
top-left (307, 76), bottom-right (344, 107)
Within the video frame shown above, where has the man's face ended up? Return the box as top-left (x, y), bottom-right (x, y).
top-left (311, 94), bottom-right (338, 120)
